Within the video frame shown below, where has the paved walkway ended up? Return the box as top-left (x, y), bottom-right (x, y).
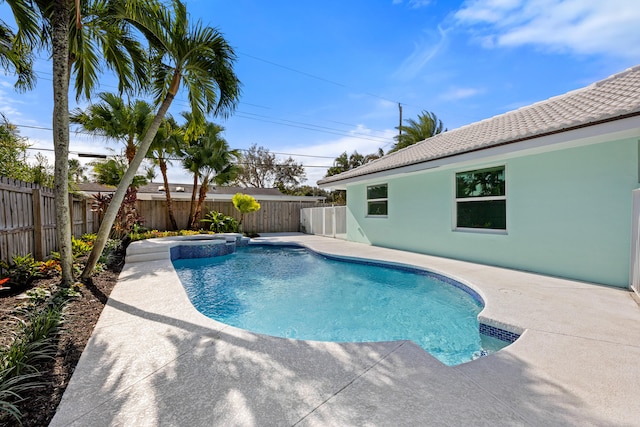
top-left (50, 234), bottom-right (640, 426)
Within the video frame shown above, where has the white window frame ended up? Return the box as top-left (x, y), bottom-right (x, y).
top-left (366, 183), bottom-right (388, 217)
top-left (453, 165), bottom-right (507, 234)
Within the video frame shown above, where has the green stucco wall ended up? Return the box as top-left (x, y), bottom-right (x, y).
top-left (346, 138), bottom-right (639, 287)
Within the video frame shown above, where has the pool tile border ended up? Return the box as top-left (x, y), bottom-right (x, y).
top-left (479, 323), bottom-right (520, 343)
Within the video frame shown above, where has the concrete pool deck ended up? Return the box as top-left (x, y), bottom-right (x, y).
top-left (50, 233), bottom-right (640, 426)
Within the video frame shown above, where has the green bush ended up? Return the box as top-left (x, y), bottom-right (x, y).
top-left (128, 229), bottom-right (218, 242)
top-left (71, 236), bottom-right (93, 258)
top-left (201, 211), bottom-right (239, 233)
top-left (97, 238), bottom-right (121, 266)
top-left (0, 255), bottom-right (41, 290)
top-left (80, 233), bottom-right (97, 242)
top-left (231, 193), bottom-right (260, 232)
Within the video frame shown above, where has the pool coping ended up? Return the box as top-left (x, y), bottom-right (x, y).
top-left (50, 233), bottom-right (640, 426)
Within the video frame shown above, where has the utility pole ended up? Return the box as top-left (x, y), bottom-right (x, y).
top-left (398, 103), bottom-right (403, 141)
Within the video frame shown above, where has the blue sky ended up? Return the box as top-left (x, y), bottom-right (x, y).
top-left (1, 0), bottom-right (640, 185)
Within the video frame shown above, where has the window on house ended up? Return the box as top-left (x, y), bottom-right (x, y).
top-left (455, 166), bottom-right (506, 230)
top-left (367, 184), bottom-right (388, 216)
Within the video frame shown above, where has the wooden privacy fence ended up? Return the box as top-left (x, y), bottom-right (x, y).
top-left (137, 199), bottom-right (321, 233)
top-left (0, 177), bottom-right (99, 264)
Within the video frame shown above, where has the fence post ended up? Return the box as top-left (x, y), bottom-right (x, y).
top-left (82, 197), bottom-right (88, 235)
top-left (33, 188), bottom-right (44, 260)
top-left (68, 193), bottom-right (75, 237)
top-left (332, 206), bottom-right (336, 238)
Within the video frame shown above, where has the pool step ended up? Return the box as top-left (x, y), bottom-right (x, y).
top-left (125, 235), bottom-right (247, 263)
top-left (125, 240), bottom-right (172, 263)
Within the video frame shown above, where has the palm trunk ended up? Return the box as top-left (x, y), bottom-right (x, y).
top-left (125, 135), bottom-right (136, 164)
top-left (159, 159), bottom-right (177, 230)
top-left (192, 177), bottom-right (209, 230)
top-left (81, 92), bottom-right (175, 280)
top-left (52, 0), bottom-right (74, 286)
top-left (188, 173), bottom-right (198, 229)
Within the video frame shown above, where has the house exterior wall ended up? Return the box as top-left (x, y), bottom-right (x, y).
top-left (346, 137), bottom-right (639, 288)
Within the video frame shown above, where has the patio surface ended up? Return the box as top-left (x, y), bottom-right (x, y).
top-left (50, 233), bottom-right (640, 426)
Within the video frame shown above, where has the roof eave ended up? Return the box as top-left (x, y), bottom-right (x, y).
top-left (317, 111), bottom-right (640, 188)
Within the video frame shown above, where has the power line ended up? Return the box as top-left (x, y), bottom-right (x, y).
top-left (238, 51), bottom-right (419, 108)
top-left (233, 112), bottom-right (390, 143)
top-left (23, 146), bottom-right (332, 169)
top-left (30, 66), bottom-right (398, 143)
top-left (239, 52), bottom-right (348, 89)
top-left (19, 126), bottom-right (337, 160)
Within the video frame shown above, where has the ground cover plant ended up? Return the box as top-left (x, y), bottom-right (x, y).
top-left (0, 227), bottom-right (241, 425)
top-left (0, 234), bottom-right (125, 426)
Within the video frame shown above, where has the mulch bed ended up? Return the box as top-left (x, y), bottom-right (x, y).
top-left (0, 250), bottom-right (124, 426)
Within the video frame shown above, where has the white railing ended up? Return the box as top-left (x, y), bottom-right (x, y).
top-left (630, 189), bottom-right (640, 297)
top-left (300, 206), bottom-right (346, 238)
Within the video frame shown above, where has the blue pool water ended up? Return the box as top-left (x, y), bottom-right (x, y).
top-left (173, 245), bottom-right (507, 365)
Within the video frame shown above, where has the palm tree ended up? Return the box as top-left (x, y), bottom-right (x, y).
top-left (183, 122), bottom-right (240, 229)
top-left (2, 0), bottom-right (148, 285)
top-left (0, 0), bottom-right (37, 91)
top-left (148, 115), bottom-right (185, 230)
top-left (388, 110), bottom-right (445, 153)
top-left (68, 158), bottom-right (87, 183)
top-left (81, 0), bottom-right (240, 279)
top-left (325, 149), bottom-right (383, 177)
top-left (89, 155), bottom-right (153, 187)
top-left (70, 93), bottom-right (154, 164)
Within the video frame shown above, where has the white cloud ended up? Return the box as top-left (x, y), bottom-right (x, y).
top-left (394, 26), bottom-right (449, 80)
top-left (440, 86), bottom-right (484, 101)
top-left (281, 126), bottom-right (396, 185)
top-left (454, 0), bottom-right (640, 58)
top-left (393, 0), bottom-right (432, 8)
top-left (0, 86), bottom-right (23, 117)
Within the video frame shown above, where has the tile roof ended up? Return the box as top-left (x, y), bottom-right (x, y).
top-left (78, 182), bottom-right (284, 196)
top-left (318, 65), bottom-right (640, 186)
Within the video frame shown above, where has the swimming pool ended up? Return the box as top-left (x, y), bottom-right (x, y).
top-left (173, 245), bottom-right (509, 365)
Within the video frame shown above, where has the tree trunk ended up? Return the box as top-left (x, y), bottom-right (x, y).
top-left (125, 135), bottom-right (136, 164)
top-left (188, 173), bottom-right (198, 229)
top-left (159, 159), bottom-right (178, 230)
top-left (81, 93), bottom-right (174, 280)
top-left (52, 0), bottom-right (74, 286)
top-left (192, 178), bottom-right (208, 230)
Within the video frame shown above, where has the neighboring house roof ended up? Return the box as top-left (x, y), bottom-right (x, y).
top-left (76, 182), bottom-right (117, 193)
top-left (135, 183), bottom-right (285, 197)
top-left (77, 183), bottom-right (325, 202)
top-left (318, 65), bottom-right (640, 187)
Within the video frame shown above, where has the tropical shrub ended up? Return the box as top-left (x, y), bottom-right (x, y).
top-left (201, 211), bottom-right (239, 233)
top-left (81, 233), bottom-right (98, 242)
top-left (39, 259), bottom-right (61, 278)
top-left (71, 236), bottom-right (93, 258)
top-left (231, 193), bottom-right (261, 232)
top-left (0, 255), bottom-right (41, 290)
top-left (92, 188), bottom-right (144, 239)
top-left (128, 229), bottom-right (215, 242)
